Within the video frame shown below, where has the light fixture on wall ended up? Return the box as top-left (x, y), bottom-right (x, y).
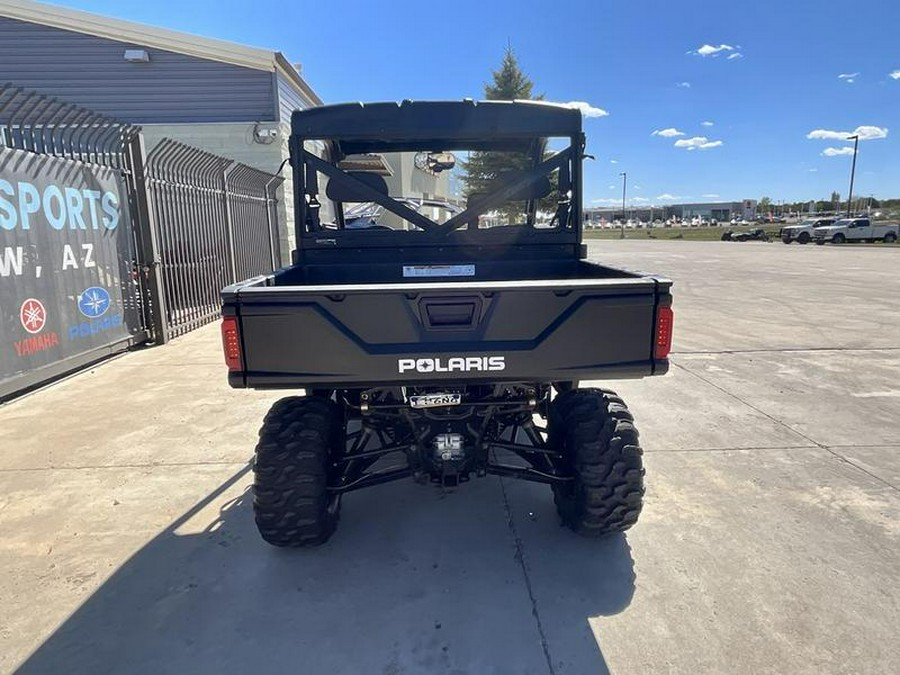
top-left (253, 123), bottom-right (279, 144)
top-left (123, 49), bottom-right (150, 63)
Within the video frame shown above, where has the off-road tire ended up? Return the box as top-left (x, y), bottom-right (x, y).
top-left (798, 232), bottom-right (810, 244)
top-left (253, 396), bottom-right (344, 547)
top-left (549, 388), bottom-right (645, 536)
top-left (833, 233), bottom-right (846, 244)
top-left (884, 232), bottom-right (897, 244)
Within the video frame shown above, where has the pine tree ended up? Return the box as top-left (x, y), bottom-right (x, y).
top-left (460, 48), bottom-right (546, 224)
top-left (485, 48), bottom-right (535, 100)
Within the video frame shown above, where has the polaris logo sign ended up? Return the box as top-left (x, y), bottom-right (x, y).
top-left (398, 356), bottom-right (506, 374)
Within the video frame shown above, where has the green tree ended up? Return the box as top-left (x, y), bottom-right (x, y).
top-left (759, 196), bottom-right (772, 213)
top-left (484, 48), bottom-right (535, 100)
top-left (460, 48), bottom-right (549, 224)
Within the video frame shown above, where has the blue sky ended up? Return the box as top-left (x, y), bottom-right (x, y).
top-left (56, 0), bottom-right (900, 205)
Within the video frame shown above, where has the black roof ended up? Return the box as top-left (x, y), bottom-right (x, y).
top-left (291, 100), bottom-right (582, 154)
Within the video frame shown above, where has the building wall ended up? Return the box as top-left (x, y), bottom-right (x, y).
top-left (277, 72), bottom-right (311, 123)
top-left (0, 15), bottom-right (276, 123)
top-left (0, 11), bottom-right (318, 267)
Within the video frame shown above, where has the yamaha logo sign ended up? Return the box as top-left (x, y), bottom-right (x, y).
top-left (398, 356), bottom-right (506, 374)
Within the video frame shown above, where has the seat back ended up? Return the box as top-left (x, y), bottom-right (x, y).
top-left (326, 171), bottom-right (390, 202)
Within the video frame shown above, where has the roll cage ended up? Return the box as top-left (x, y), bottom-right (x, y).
top-left (289, 100), bottom-right (587, 259)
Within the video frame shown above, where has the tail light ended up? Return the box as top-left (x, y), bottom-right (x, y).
top-left (221, 316), bottom-right (242, 371)
top-left (654, 306), bottom-right (673, 360)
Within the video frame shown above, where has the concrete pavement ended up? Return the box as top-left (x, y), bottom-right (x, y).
top-left (1, 240), bottom-right (898, 674)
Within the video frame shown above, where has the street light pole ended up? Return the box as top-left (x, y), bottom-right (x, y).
top-left (845, 134), bottom-right (859, 218)
top-left (619, 172), bottom-right (627, 239)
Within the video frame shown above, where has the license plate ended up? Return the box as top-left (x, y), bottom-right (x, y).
top-left (409, 393), bottom-right (462, 409)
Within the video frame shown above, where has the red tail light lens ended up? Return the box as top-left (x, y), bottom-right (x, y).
top-left (654, 306), bottom-right (673, 359)
top-left (221, 316), bottom-right (242, 371)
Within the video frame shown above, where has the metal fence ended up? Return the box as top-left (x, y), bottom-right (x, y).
top-left (0, 83), bottom-right (136, 169)
top-left (145, 139), bottom-right (282, 339)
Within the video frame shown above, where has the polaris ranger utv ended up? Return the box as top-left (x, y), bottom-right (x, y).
top-left (221, 100), bottom-right (674, 547)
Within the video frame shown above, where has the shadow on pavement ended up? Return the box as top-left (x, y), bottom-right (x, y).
top-left (17, 466), bottom-right (635, 675)
top-left (500, 479), bottom-right (636, 674)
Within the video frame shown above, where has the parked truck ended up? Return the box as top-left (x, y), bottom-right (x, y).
top-left (779, 217), bottom-right (834, 244)
top-left (813, 218), bottom-right (899, 245)
top-left (221, 101), bottom-right (674, 547)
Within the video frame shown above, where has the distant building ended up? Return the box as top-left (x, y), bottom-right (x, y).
top-left (0, 0), bottom-right (323, 260)
top-left (586, 199), bottom-right (757, 224)
top-left (676, 199), bottom-right (757, 222)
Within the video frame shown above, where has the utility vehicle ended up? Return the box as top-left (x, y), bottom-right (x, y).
top-left (221, 100), bottom-right (674, 546)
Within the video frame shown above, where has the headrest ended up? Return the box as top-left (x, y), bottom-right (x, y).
top-left (326, 171), bottom-right (389, 202)
top-left (467, 173), bottom-right (552, 208)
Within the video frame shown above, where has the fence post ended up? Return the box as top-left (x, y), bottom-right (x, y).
top-left (127, 133), bottom-right (170, 344)
top-left (222, 161), bottom-right (238, 283)
top-left (264, 176), bottom-right (280, 270)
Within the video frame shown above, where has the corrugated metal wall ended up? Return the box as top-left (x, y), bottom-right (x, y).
top-left (0, 15), bottom-right (277, 124)
top-left (276, 72), bottom-right (310, 123)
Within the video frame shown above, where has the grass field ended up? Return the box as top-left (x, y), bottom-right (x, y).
top-left (582, 225), bottom-right (771, 241)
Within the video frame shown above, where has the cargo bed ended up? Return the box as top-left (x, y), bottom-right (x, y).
top-left (222, 260), bottom-right (672, 389)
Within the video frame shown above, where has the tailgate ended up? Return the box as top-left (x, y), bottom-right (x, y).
top-left (224, 276), bottom-right (672, 388)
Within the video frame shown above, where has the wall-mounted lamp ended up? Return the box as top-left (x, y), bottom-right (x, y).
top-left (123, 49), bottom-right (150, 63)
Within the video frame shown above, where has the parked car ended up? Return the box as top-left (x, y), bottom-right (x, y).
top-left (780, 218), bottom-right (834, 244)
top-left (813, 218), bottom-right (899, 245)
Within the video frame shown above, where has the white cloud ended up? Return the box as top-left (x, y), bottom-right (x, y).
top-left (656, 194), bottom-right (681, 201)
top-left (633, 185), bottom-right (641, 190)
top-left (674, 136), bottom-right (724, 150)
top-left (822, 147), bottom-right (856, 157)
top-left (695, 44), bottom-right (733, 56)
top-left (676, 81), bottom-right (691, 88)
top-left (809, 168), bottom-right (818, 172)
top-left (838, 72), bottom-right (859, 83)
top-left (610, 159), bottom-right (618, 164)
top-left (691, 44), bottom-right (742, 59)
top-left (591, 198), bottom-right (626, 205)
top-left (891, 70), bottom-right (900, 80)
top-left (701, 121), bottom-right (714, 127)
top-left (563, 101), bottom-right (609, 118)
top-left (806, 125), bottom-right (888, 141)
top-left (652, 127), bottom-right (685, 137)
top-left (608, 185), bottom-right (616, 189)
top-left (702, 193), bottom-right (720, 199)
